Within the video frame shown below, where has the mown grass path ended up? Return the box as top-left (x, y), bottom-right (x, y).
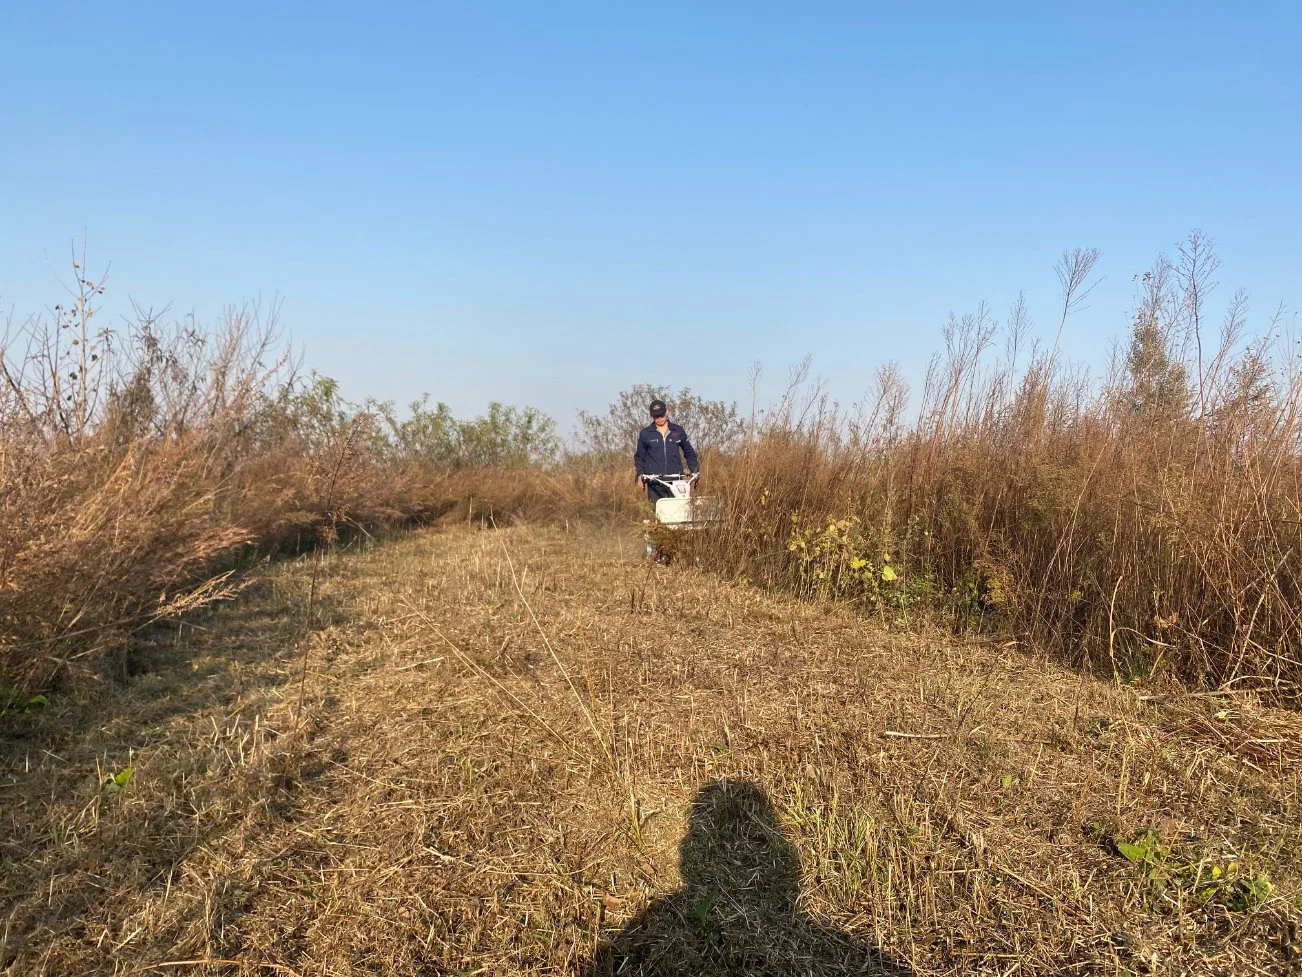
top-left (3, 525), bottom-right (1300, 975)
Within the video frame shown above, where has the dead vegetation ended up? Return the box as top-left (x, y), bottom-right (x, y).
top-left (5, 233), bottom-right (1302, 974)
top-left (10, 234), bottom-right (1300, 706)
top-left (702, 235), bottom-right (1302, 699)
top-left (0, 258), bottom-right (632, 688)
top-left (3, 524), bottom-right (1298, 975)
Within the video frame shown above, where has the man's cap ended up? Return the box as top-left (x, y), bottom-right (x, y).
top-left (649, 399), bottom-right (667, 418)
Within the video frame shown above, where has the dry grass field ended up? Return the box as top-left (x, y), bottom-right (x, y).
top-left (3, 523), bottom-right (1300, 976)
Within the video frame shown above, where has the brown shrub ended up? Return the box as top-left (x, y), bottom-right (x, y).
top-left (699, 238), bottom-right (1302, 697)
top-left (0, 265), bottom-right (626, 688)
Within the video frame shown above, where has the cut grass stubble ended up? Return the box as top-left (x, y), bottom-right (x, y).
top-left (3, 524), bottom-right (1298, 975)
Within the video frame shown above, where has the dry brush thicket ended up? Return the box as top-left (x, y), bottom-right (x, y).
top-left (6, 235), bottom-right (1302, 703)
top-left (0, 264), bottom-right (622, 690)
top-left (704, 236), bottom-right (1302, 699)
top-left (4, 235), bottom-right (1302, 975)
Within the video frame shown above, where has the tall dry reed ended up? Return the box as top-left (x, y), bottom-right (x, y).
top-left (701, 236), bottom-right (1302, 697)
top-left (0, 260), bottom-right (617, 689)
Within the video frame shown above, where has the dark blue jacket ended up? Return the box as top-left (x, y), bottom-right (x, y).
top-left (635, 422), bottom-right (699, 477)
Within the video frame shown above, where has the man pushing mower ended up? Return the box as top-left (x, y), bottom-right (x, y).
top-left (634, 398), bottom-right (699, 506)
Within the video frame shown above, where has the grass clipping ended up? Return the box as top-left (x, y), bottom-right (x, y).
top-left (2, 524), bottom-right (1300, 975)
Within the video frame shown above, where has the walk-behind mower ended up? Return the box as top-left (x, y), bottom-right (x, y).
top-left (641, 472), bottom-right (723, 561)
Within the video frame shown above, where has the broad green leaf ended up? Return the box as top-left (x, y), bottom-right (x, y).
top-left (881, 565), bottom-right (898, 582)
top-left (105, 767), bottom-right (135, 796)
top-left (1116, 841), bottom-right (1148, 864)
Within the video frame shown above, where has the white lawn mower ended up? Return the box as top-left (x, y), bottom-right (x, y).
top-left (641, 472), bottom-right (723, 560)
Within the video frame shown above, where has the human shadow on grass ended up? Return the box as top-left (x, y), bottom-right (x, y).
top-left (586, 779), bottom-right (914, 976)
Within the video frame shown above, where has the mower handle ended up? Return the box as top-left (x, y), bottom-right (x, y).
top-left (641, 472), bottom-right (699, 485)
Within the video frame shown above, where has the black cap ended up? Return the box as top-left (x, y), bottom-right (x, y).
top-left (649, 399), bottom-right (667, 418)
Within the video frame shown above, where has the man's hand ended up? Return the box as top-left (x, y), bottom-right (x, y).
top-left (636, 475), bottom-right (644, 490)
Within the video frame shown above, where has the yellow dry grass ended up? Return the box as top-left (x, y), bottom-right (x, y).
top-left (2, 524), bottom-right (1300, 975)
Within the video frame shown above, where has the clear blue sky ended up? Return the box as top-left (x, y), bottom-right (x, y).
top-left (3, 2), bottom-right (1300, 427)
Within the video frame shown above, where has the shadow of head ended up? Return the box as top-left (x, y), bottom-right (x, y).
top-left (677, 778), bottom-right (799, 913)
top-left (587, 778), bottom-right (914, 976)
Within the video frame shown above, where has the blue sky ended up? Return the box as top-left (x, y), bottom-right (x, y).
top-left (3, 2), bottom-right (1300, 427)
